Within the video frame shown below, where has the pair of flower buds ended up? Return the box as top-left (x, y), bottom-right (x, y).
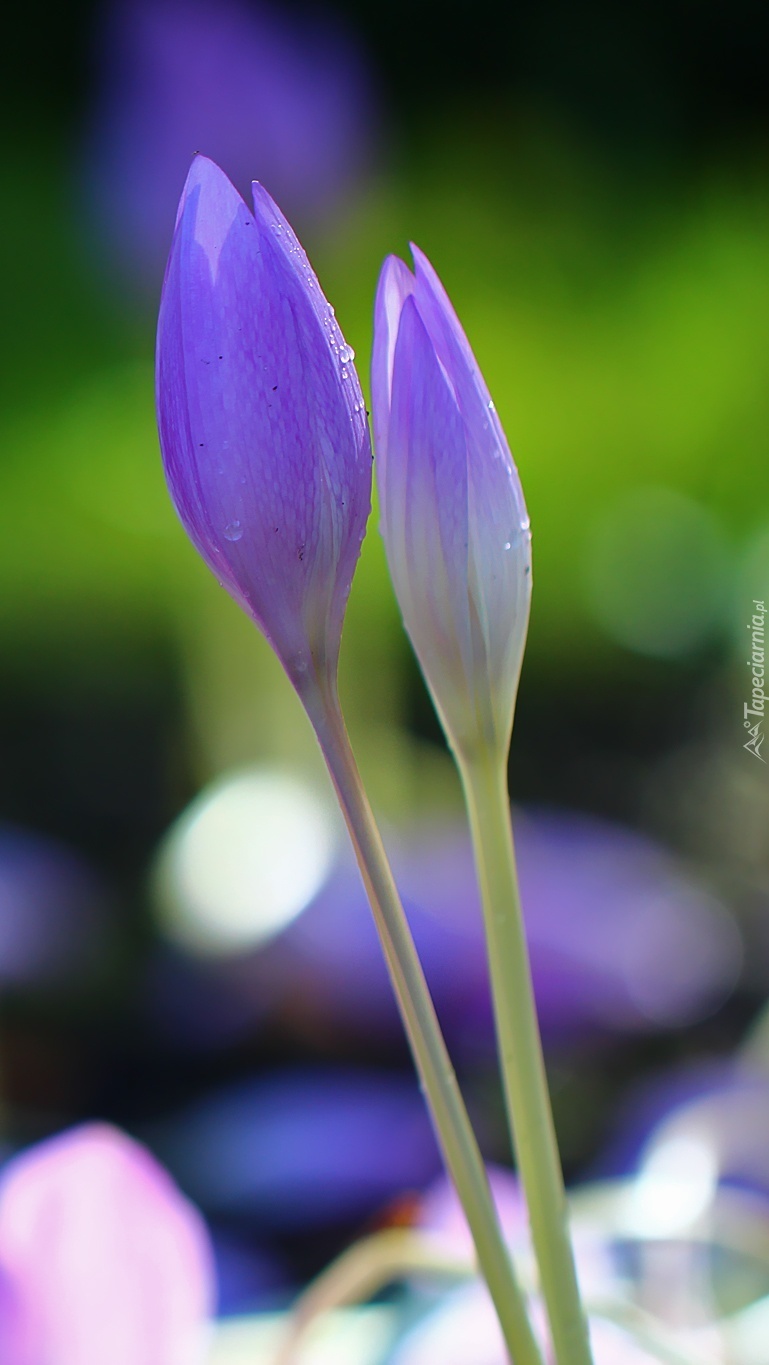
top-left (157, 156), bottom-right (531, 757)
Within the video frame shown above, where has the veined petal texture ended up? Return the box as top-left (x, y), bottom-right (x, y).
top-left (156, 155), bottom-right (371, 689)
top-left (372, 248), bottom-right (531, 757)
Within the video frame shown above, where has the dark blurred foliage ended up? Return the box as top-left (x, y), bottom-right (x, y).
top-left (4, 0), bottom-right (769, 153)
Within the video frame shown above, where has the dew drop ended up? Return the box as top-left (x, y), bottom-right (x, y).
top-left (224, 520), bottom-right (243, 542)
top-left (487, 399), bottom-right (496, 411)
top-left (504, 541), bottom-right (511, 550)
top-left (339, 342), bottom-right (355, 363)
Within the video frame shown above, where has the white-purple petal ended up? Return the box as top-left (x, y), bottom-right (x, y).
top-left (389, 1282), bottom-right (659, 1365)
top-left (372, 246), bottom-right (531, 754)
top-left (387, 297), bottom-right (476, 732)
top-left (371, 253), bottom-right (415, 501)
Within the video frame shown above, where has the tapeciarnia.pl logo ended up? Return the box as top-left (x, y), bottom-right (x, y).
top-left (744, 599), bottom-right (766, 762)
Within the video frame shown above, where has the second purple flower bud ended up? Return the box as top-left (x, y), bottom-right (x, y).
top-left (371, 247), bottom-right (532, 760)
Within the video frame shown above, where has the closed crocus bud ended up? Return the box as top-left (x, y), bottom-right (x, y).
top-left (156, 155), bottom-right (371, 696)
top-left (371, 248), bottom-right (531, 759)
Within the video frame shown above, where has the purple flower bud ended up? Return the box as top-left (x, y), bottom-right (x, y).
top-left (156, 155), bottom-right (371, 693)
top-left (371, 248), bottom-right (531, 757)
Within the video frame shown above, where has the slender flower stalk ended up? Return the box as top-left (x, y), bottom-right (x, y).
top-left (304, 681), bottom-right (542, 1365)
top-left (371, 247), bottom-right (594, 1365)
top-left (156, 156), bottom-right (541, 1364)
top-left (459, 746), bottom-right (593, 1365)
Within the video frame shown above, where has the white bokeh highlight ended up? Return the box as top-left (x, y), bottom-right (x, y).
top-left (155, 767), bottom-right (339, 956)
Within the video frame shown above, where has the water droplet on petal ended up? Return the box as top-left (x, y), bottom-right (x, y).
top-left (504, 541), bottom-right (511, 550)
top-left (224, 520), bottom-right (243, 542)
top-left (487, 399), bottom-right (496, 411)
top-left (339, 343), bottom-right (355, 363)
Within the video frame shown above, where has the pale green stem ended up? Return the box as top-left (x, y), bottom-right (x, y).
top-left (301, 682), bottom-right (543, 1365)
top-left (458, 747), bottom-right (594, 1365)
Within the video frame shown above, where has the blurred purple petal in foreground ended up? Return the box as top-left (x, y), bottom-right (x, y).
top-left (84, 0), bottom-right (377, 283)
top-left (399, 1169), bottom-right (654, 1365)
top-left (0, 824), bottom-right (109, 986)
top-left (253, 808), bottom-right (740, 1044)
top-left (601, 1058), bottom-right (769, 1200)
top-left (0, 1124), bottom-right (214, 1365)
top-left (389, 1280), bottom-right (659, 1365)
top-left (151, 1069), bottom-right (441, 1230)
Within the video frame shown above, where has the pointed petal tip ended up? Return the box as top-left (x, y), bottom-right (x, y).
top-left (172, 154), bottom-right (249, 240)
top-left (409, 242), bottom-right (447, 296)
top-left (250, 179), bottom-right (298, 241)
top-left (379, 251), bottom-right (413, 284)
top-left (250, 178), bottom-right (273, 210)
top-left (182, 152), bottom-right (234, 196)
top-left (375, 253), bottom-right (416, 318)
top-left (408, 241), bottom-right (433, 273)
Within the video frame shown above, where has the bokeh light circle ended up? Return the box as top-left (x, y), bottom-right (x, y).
top-left (154, 767), bottom-right (338, 956)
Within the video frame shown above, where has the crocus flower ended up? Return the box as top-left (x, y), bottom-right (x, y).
top-left (371, 248), bottom-right (531, 758)
top-left (0, 1123), bottom-right (214, 1365)
top-left (156, 155), bottom-right (371, 694)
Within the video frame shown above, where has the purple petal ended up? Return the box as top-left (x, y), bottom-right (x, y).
top-left (0, 824), bottom-right (108, 986)
top-left (84, 0), bottom-right (377, 285)
top-left (386, 296), bottom-right (477, 733)
top-left (370, 253), bottom-right (415, 502)
top-left (152, 1069), bottom-right (441, 1229)
top-left (156, 155), bottom-right (371, 687)
top-left (371, 246), bottom-right (531, 753)
top-left (409, 247), bottom-right (531, 718)
top-left (0, 1124), bottom-right (214, 1365)
top-left (254, 808), bottom-right (738, 1044)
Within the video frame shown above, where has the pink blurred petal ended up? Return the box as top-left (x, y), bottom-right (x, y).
top-left (390, 1281), bottom-right (660, 1365)
top-left (418, 1164), bottom-right (527, 1256)
top-left (417, 1166), bottom-right (614, 1303)
top-left (0, 1123), bottom-right (214, 1365)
